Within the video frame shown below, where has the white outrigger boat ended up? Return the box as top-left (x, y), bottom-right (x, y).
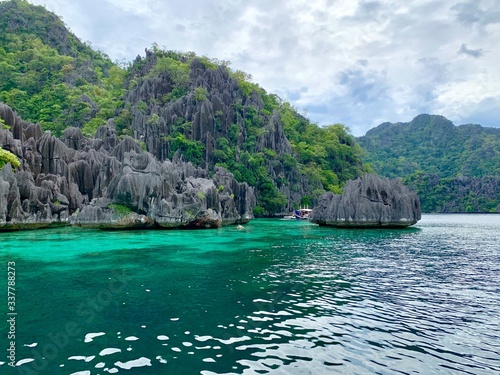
top-left (283, 208), bottom-right (312, 220)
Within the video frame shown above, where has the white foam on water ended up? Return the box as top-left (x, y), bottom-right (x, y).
top-left (125, 336), bottom-right (139, 341)
top-left (69, 371), bottom-right (91, 375)
top-left (114, 357), bottom-right (152, 369)
top-left (99, 348), bottom-right (122, 356)
top-left (16, 358), bottom-right (35, 366)
top-left (84, 332), bottom-right (105, 343)
top-left (106, 368), bottom-right (119, 373)
top-left (171, 347), bottom-right (181, 352)
top-left (202, 358), bottom-right (216, 363)
top-left (170, 317), bottom-right (179, 321)
top-left (24, 343), bottom-right (37, 348)
top-left (95, 362), bottom-right (105, 368)
top-left (157, 335), bottom-right (169, 340)
top-left (182, 342), bottom-right (193, 347)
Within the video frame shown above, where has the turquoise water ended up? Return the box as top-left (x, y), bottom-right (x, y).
top-left (0, 214), bottom-right (499, 374)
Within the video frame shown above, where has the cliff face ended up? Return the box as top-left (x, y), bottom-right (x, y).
top-left (310, 174), bottom-right (421, 228)
top-left (0, 103), bottom-right (254, 230)
top-left (126, 55), bottom-right (294, 161)
top-left (438, 176), bottom-right (500, 213)
top-left (405, 173), bottom-right (500, 213)
top-left (120, 51), bottom-right (322, 213)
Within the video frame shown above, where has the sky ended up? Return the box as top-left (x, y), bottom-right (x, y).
top-left (27, 0), bottom-right (500, 136)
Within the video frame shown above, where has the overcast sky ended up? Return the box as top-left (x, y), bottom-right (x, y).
top-left (28, 0), bottom-right (500, 135)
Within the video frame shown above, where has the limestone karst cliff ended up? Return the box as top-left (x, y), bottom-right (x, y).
top-left (116, 50), bottom-right (365, 214)
top-left (0, 0), bottom-right (367, 216)
top-left (0, 103), bottom-right (254, 230)
top-left (310, 174), bottom-right (421, 228)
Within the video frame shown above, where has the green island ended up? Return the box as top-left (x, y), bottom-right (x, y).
top-left (358, 114), bottom-right (500, 213)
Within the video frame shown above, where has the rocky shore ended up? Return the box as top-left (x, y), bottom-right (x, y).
top-left (0, 104), bottom-right (255, 230)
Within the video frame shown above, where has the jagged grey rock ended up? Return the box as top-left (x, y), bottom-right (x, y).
top-left (124, 53), bottom-right (319, 213)
top-left (0, 103), bottom-right (255, 230)
top-left (62, 127), bottom-right (85, 150)
top-left (310, 174), bottom-right (421, 228)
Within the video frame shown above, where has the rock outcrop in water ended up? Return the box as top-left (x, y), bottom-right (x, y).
top-left (310, 174), bottom-right (421, 228)
top-left (0, 103), bottom-right (254, 230)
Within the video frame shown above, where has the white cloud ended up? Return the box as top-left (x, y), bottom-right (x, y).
top-left (105, 0), bottom-right (154, 16)
top-left (28, 0), bottom-right (500, 135)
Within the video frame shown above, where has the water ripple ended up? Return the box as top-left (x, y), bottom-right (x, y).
top-left (4, 216), bottom-right (500, 374)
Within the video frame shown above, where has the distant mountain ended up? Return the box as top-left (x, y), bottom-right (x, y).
top-left (358, 114), bottom-right (500, 212)
top-left (0, 0), bottom-right (368, 215)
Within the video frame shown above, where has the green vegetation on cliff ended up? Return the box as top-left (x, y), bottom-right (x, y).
top-left (0, 0), bottom-right (367, 214)
top-left (358, 114), bottom-right (500, 212)
top-left (0, 148), bottom-right (20, 170)
top-left (0, 0), bottom-right (123, 135)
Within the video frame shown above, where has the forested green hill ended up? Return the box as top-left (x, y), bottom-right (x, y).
top-left (0, 0), bottom-right (122, 135)
top-left (358, 114), bottom-right (500, 212)
top-left (0, 0), bottom-right (368, 215)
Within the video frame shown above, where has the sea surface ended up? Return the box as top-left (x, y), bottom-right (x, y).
top-left (0, 214), bottom-right (499, 374)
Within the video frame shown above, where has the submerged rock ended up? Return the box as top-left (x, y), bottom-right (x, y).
top-left (310, 174), bottom-right (421, 228)
top-left (72, 200), bottom-right (155, 229)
